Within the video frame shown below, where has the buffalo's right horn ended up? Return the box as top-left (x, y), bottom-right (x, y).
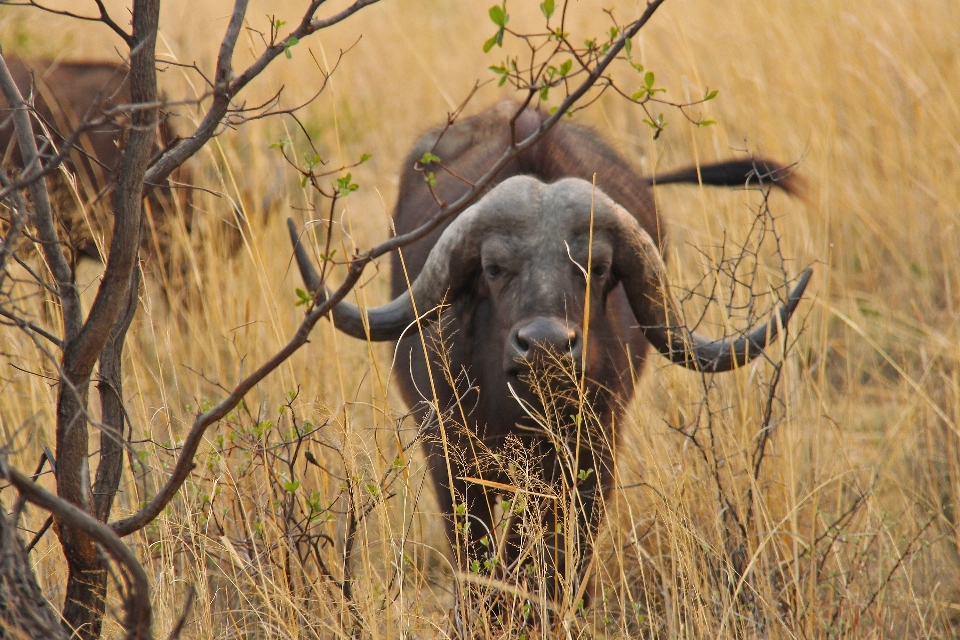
top-left (287, 218), bottom-right (417, 340)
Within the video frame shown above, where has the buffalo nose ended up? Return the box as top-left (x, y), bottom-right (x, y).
top-left (506, 318), bottom-right (583, 372)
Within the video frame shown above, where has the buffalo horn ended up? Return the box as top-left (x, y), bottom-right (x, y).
top-left (286, 186), bottom-right (511, 340)
top-left (287, 219), bottom-right (420, 340)
top-left (606, 205), bottom-right (811, 372)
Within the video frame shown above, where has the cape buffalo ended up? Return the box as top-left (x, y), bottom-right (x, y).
top-left (289, 101), bottom-right (810, 602)
top-left (0, 56), bottom-right (188, 269)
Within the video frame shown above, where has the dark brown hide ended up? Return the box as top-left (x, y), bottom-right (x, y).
top-left (380, 102), bottom-right (802, 595)
top-left (386, 105), bottom-right (654, 595)
top-left (290, 101), bottom-right (807, 600)
top-left (0, 56), bottom-right (188, 267)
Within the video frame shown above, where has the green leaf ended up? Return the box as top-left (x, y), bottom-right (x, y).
top-left (336, 173), bottom-right (358, 194)
top-left (539, 85), bottom-right (549, 101)
top-left (419, 152), bottom-right (441, 165)
top-left (283, 480), bottom-right (300, 493)
top-left (295, 288), bottom-right (314, 307)
top-left (643, 113), bottom-right (667, 139)
top-left (704, 88), bottom-right (718, 101)
top-left (424, 172), bottom-right (438, 188)
top-left (559, 59), bottom-right (572, 76)
top-left (483, 33), bottom-right (499, 53)
top-left (696, 119), bottom-right (716, 127)
top-left (644, 71), bottom-right (655, 89)
top-left (488, 4), bottom-right (508, 27)
top-left (303, 153), bottom-right (321, 170)
top-left (540, 0), bottom-right (554, 19)
top-left (359, 153), bottom-right (371, 163)
top-left (624, 37), bottom-right (632, 57)
top-left (284, 35), bottom-right (299, 59)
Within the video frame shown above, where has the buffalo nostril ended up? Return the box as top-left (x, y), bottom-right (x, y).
top-left (515, 334), bottom-right (530, 354)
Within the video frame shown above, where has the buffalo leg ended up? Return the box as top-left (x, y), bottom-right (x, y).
top-left (424, 440), bottom-right (498, 568)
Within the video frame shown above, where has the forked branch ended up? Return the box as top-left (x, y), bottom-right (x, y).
top-left (1, 461), bottom-right (152, 640)
top-left (144, 0), bottom-right (384, 186)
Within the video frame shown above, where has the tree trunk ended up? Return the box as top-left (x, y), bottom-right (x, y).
top-left (0, 508), bottom-right (69, 640)
top-left (59, 265), bottom-right (141, 639)
top-left (55, 1), bottom-right (160, 637)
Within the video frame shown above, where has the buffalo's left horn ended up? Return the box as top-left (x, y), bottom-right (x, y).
top-left (604, 204), bottom-right (811, 372)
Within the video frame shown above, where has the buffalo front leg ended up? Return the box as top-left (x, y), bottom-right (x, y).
top-left (424, 441), bottom-right (498, 571)
top-left (539, 431), bottom-right (613, 610)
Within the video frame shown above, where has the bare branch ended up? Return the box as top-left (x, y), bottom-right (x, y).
top-left (0, 305), bottom-right (63, 348)
top-left (1, 462), bottom-right (152, 640)
top-left (144, 0), bottom-right (383, 186)
top-left (94, 0), bottom-right (134, 45)
top-left (9, 452), bottom-right (48, 526)
top-left (0, 169), bottom-right (31, 281)
top-left (58, 15), bottom-right (158, 386)
top-left (0, 51), bottom-right (82, 340)
top-left (93, 267), bottom-right (140, 523)
top-left (309, 0), bottom-right (380, 30)
top-left (24, 515), bottom-right (54, 551)
top-left (0, 0), bottom-right (133, 45)
top-left (215, 0), bottom-right (249, 88)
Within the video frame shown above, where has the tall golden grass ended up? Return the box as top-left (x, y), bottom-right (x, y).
top-left (1, 0), bottom-right (959, 636)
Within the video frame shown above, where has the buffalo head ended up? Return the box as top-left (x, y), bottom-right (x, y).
top-left (290, 175), bottom-right (810, 385)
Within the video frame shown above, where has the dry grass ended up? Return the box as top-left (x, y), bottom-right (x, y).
top-left (1, 0), bottom-right (959, 637)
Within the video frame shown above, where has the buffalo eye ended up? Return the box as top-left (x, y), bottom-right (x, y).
top-left (484, 264), bottom-right (503, 279)
top-left (590, 264), bottom-right (609, 279)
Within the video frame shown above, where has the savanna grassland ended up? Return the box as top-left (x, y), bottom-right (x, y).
top-left (1, 0), bottom-right (959, 637)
